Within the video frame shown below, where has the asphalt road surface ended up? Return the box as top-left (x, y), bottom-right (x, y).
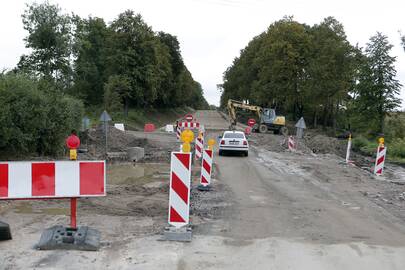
top-left (1, 110), bottom-right (405, 269)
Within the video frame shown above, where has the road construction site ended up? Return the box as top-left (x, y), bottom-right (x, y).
top-left (1, 110), bottom-right (405, 269)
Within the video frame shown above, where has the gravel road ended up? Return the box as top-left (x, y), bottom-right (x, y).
top-left (1, 110), bottom-right (405, 269)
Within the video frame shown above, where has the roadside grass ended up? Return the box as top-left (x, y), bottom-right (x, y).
top-left (353, 135), bottom-right (405, 164)
top-left (85, 106), bottom-right (194, 130)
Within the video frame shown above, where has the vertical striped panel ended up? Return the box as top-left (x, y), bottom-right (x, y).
top-left (32, 163), bottom-right (55, 196)
top-left (8, 163), bottom-right (31, 198)
top-left (0, 164), bottom-right (8, 197)
top-left (80, 162), bottom-right (105, 195)
top-left (55, 161), bottom-right (80, 197)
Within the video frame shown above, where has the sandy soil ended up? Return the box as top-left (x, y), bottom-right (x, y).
top-left (1, 110), bottom-right (405, 269)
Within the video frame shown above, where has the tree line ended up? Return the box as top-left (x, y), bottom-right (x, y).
top-left (220, 16), bottom-right (402, 136)
top-left (17, 2), bottom-right (208, 113)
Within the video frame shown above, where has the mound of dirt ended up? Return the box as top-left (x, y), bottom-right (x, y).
top-left (81, 126), bottom-right (148, 159)
top-left (303, 133), bottom-right (347, 156)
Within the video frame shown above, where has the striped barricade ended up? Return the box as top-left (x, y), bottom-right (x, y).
top-left (374, 146), bottom-right (386, 176)
top-left (0, 161), bottom-right (105, 199)
top-left (168, 152), bottom-right (192, 228)
top-left (200, 149), bottom-right (213, 187)
top-left (288, 136), bottom-right (296, 151)
top-left (178, 122), bottom-right (200, 129)
top-left (195, 137), bottom-right (203, 160)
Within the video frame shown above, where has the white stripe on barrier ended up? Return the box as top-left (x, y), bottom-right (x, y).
top-left (55, 161), bottom-right (80, 197)
top-left (9, 163), bottom-right (31, 198)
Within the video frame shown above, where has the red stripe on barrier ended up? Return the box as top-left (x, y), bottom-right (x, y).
top-left (32, 163), bottom-right (55, 196)
top-left (206, 150), bottom-right (213, 158)
top-left (203, 160), bottom-right (211, 175)
top-left (80, 162), bottom-right (105, 195)
top-left (0, 164), bottom-right (8, 197)
top-left (201, 175), bottom-right (208, 184)
top-left (174, 153), bottom-right (190, 170)
top-left (376, 168), bottom-right (383, 174)
top-left (377, 155), bottom-right (385, 165)
top-left (171, 172), bottom-right (188, 204)
top-left (169, 206), bottom-right (185, 223)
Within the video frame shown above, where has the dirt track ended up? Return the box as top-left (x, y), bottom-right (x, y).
top-left (1, 110), bottom-right (405, 269)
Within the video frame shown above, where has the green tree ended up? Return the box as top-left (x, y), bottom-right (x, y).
top-left (353, 32), bottom-right (402, 134)
top-left (103, 75), bottom-right (132, 116)
top-left (17, 2), bottom-right (73, 87)
top-left (72, 16), bottom-right (109, 105)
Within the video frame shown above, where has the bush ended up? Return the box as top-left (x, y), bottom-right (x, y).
top-left (0, 73), bottom-right (84, 156)
top-left (388, 138), bottom-right (405, 159)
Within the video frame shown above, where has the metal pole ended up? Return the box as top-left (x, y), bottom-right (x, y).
top-left (105, 121), bottom-right (108, 157)
top-left (70, 198), bottom-right (77, 229)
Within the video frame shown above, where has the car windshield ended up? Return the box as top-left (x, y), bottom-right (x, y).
top-left (224, 133), bottom-right (244, 139)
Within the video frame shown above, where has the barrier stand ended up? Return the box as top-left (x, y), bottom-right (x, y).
top-left (374, 136), bottom-right (387, 176)
top-left (198, 139), bottom-right (216, 191)
top-left (164, 129), bottom-right (193, 242)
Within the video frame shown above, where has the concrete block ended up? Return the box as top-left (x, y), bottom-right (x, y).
top-left (36, 226), bottom-right (100, 251)
top-left (163, 226), bottom-right (192, 242)
top-left (127, 147), bottom-right (145, 162)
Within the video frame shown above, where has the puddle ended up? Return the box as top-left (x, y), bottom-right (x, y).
top-left (107, 163), bottom-right (170, 185)
top-left (14, 202), bottom-right (69, 215)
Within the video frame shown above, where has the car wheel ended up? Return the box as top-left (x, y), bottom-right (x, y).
top-left (219, 150), bottom-right (222, 156)
top-left (245, 151), bottom-right (249, 157)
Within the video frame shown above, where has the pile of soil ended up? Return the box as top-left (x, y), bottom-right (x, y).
top-left (81, 126), bottom-right (148, 159)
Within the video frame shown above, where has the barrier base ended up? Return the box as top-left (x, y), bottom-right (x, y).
top-left (163, 226), bottom-right (192, 242)
top-left (197, 184), bottom-right (211, 191)
top-left (0, 221), bottom-right (12, 241)
top-left (36, 225), bottom-right (100, 251)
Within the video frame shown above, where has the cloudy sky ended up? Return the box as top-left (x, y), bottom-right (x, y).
top-left (1, 0), bottom-right (404, 106)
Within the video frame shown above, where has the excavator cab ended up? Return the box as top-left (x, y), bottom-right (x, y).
top-left (261, 108), bottom-right (276, 123)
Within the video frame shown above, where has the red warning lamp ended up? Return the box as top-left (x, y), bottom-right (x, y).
top-left (66, 134), bottom-right (80, 149)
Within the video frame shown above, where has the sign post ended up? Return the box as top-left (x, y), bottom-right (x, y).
top-left (99, 111), bottom-right (112, 157)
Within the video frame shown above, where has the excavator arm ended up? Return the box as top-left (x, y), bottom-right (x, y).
top-left (227, 99), bottom-right (262, 129)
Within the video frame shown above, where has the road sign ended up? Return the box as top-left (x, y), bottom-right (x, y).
top-left (99, 110), bottom-right (112, 122)
top-left (247, 118), bottom-right (256, 127)
top-left (185, 114), bottom-right (193, 122)
top-left (295, 117), bottom-right (306, 129)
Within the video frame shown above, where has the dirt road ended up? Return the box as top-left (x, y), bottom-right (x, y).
top-left (1, 110), bottom-right (405, 269)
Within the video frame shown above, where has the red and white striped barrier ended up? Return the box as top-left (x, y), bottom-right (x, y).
top-left (0, 161), bottom-right (105, 199)
top-left (374, 146), bottom-right (387, 175)
top-left (168, 152), bottom-right (192, 228)
top-left (176, 125), bottom-right (181, 142)
top-left (288, 136), bottom-right (296, 151)
top-left (178, 122), bottom-right (200, 129)
top-left (200, 149), bottom-right (213, 187)
top-left (195, 137), bottom-right (203, 160)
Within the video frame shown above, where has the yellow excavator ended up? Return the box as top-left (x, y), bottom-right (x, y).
top-left (227, 99), bottom-right (287, 135)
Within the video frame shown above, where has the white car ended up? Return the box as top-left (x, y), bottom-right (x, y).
top-left (218, 131), bottom-right (249, 156)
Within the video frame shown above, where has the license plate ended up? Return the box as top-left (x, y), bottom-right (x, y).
top-left (229, 141), bottom-right (239, 145)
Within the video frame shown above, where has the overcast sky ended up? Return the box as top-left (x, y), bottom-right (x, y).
top-left (1, 0), bottom-right (404, 106)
